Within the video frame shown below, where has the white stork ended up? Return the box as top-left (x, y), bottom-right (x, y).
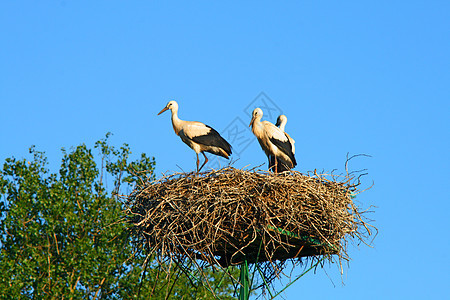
top-left (158, 100), bottom-right (232, 172)
top-left (249, 108), bottom-right (296, 173)
top-left (275, 114), bottom-right (287, 131)
top-left (268, 115), bottom-right (296, 172)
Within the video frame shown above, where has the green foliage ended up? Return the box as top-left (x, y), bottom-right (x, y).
top-left (0, 135), bottom-right (237, 299)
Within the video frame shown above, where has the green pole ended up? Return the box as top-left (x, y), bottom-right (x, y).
top-left (238, 260), bottom-right (250, 300)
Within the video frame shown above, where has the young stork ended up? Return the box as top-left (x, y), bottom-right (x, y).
top-left (268, 115), bottom-right (296, 172)
top-left (249, 108), bottom-right (296, 173)
top-left (157, 100), bottom-right (232, 172)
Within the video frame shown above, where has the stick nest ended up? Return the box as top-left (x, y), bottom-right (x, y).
top-left (127, 166), bottom-right (373, 273)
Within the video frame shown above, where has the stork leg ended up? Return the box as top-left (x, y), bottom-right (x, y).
top-left (274, 157), bottom-right (278, 173)
top-left (268, 156), bottom-right (276, 173)
top-left (198, 152), bottom-right (208, 172)
top-left (196, 153), bottom-right (200, 173)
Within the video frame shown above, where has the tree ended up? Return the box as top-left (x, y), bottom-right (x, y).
top-left (0, 135), bottom-right (237, 299)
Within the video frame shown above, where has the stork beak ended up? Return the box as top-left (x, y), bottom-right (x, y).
top-left (157, 107), bottom-right (169, 115)
top-left (249, 115), bottom-right (256, 127)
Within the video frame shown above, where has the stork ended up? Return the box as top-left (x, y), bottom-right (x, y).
top-left (249, 108), bottom-right (296, 173)
top-left (275, 114), bottom-right (287, 131)
top-left (158, 100), bottom-right (232, 172)
top-left (268, 115), bottom-right (296, 172)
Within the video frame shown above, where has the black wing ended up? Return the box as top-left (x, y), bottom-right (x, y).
top-left (192, 125), bottom-right (232, 156)
top-left (269, 134), bottom-right (297, 167)
top-left (268, 155), bottom-right (292, 173)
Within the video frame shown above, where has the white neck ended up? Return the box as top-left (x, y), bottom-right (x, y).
top-left (171, 107), bottom-right (183, 135)
top-left (251, 117), bottom-right (264, 139)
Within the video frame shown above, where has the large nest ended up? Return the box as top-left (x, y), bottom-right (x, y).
top-left (127, 167), bottom-right (373, 275)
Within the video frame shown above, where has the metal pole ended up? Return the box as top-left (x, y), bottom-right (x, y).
top-left (238, 260), bottom-right (249, 300)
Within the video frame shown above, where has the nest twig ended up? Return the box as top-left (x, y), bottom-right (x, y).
top-left (127, 166), bottom-right (374, 287)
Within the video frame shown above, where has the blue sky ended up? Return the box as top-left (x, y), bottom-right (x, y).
top-left (1, 1), bottom-right (449, 299)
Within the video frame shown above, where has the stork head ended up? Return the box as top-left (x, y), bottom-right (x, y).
top-left (275, 115), bottom-right (287, 129)
top-left (249, 107), bottom-right (263, 127)
top-left (158, 100), bottom-right (178, 115)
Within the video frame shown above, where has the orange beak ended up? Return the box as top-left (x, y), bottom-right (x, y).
top-left (249, 115), bottom-right (256, 127)
top-left (157, 107), bottom-right (169, 115)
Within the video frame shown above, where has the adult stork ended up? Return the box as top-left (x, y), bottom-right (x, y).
top-left (268, 115), bottom-right (296, 172)
top-left (275, 115), bottom-right (288, 131)
top-left (157, 100), bottom-right (232, 172)
top-left (249, 108), bottom-right (296, 173)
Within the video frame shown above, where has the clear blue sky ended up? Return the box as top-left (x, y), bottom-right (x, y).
top-left (1, 1), bottom-right (449, 299)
